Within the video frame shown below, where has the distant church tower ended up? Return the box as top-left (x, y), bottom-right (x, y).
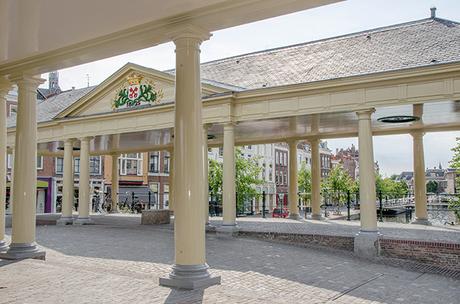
top-left (48, 71), bottom-right (61, 95)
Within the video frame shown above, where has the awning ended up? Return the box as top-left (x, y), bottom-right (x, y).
top-left (6, 180), bottom-right (49, 189)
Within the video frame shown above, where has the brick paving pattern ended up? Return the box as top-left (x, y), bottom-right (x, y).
top-left (0, 215), bottom-right (459, 303)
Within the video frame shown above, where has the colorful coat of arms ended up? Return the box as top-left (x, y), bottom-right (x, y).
top-left (112, 72), bottom-right (163, 110)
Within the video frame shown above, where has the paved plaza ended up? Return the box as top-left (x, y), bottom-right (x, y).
top-left (213, 216), bottom-right (460, 243)
top-left (0, 215), bottom-right (459, 304)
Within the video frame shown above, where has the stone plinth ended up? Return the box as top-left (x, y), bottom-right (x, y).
top-left (141, 210), bottom-right (171, 225)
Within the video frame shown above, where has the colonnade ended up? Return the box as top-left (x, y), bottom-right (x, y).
top-left (0, 34), bottom-right (430, 289)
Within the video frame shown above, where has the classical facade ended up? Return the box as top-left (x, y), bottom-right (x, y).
top-left (396, 164), bottom-right (457, 194)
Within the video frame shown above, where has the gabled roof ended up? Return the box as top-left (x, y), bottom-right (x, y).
top-left (55, 62), bottom-right (232, 119)
top-left (7, 86), bottom-right (95, 128)
top-left (191, 17), bottom-right (460, 89)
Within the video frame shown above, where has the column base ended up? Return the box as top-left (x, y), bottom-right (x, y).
top-left (0, 242), bottom-right (46, 260)
top-left (0, 239), bottom-right (8, 252)
top-left (354, 231), bottom-right (380, 258)
top-left (311, 214), bottom-right (324, 220)
top-left (56, 216), bottom-right (74, 226)
top-left (159, 263), bottom-right (221, 290)
top-left (411, 218), bottom-right (431, 225)
top-left (73, 217), bottom-right (94, 225)
top-left (216, 225), bottom-right (239, 238)
top-left (109, 208), bottom-right (119, 214)
top-left (288, 213), bottom-right (301, 220)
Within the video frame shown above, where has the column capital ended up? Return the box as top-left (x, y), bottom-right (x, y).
top-left (78, 136), bottom-right (93, 143)
top-left (287, 139), bottom-right (298, 147)
top-left (356, 109), bottom-right (375, 120)
top-left (63, 138), bottom-right (75, 145)
top-left (0, 76), bottom-right (11, 96)
top-left (9, 74), bottom-right (45, 88)
top-left (167, 24), bottom-right (211, 44)
top-left (223, 122), bottom-right (236, 131)
top-left (410, 130), bottom-right (425, 139)
top-left (307, 137), bottom-right (320, 145)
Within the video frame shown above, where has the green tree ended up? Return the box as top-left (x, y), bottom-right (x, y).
top-left (448, 138), bottom-right (460, 221)
top-left (375, 173), bottom-right (408, 198)
top-left (426, 180), bottom-right (439, 194)
top-left (235, 149), bottom-right (264, 213)
top-left (208, 149), bottom-right (264, 214)
top-left (298, 163), bottom-right (311, 203)
top-left (208, 158), bottom-right (223, 201)
top-left (394, 180), bottom-right (409, 197)
top-left (322, 165), bottom-right (353, 208)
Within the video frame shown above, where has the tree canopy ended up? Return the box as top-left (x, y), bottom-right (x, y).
top-left (208, 148), bottom-right (263, 213)
top-left (321, 165), bottom-right (354, 206)
top-left (448, 138), bottom-right (460, 221)
top-left (298, 162), bottom-right (311, 202)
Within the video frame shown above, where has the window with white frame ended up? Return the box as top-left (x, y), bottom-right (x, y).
top-left (149, 183), bottom-right (159, 206)
top-left (163, 152), bottom-right (170, 173)
top-left (149, 152), bottom-right (159, 173)
top-left (89, 157), bottom-right (102, 175)
top-left (55, 156), bottom-right (101, 175)
top-left (8, 154), bottom-right (43, 170)
top-left (36, 156), bottom-right (43, 170)
top-left (55, 157), bottom-right (64, 174)
top-left (74, 157), bottom-right (80, 174)
top-left (120, 153), bottom-right (143, 176)
top-left (163, 184), bottom-right (169, 208)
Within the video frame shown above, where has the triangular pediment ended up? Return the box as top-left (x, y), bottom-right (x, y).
top-left (56, 63), bottom-right (228, 119)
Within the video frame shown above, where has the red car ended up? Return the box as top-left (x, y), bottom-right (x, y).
top-left (272, 207), bottom-right (289, 218)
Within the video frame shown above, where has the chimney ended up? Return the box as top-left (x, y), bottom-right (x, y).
top-left (430, 7), bottom-right (436, 18)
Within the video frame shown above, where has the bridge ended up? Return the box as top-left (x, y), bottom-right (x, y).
top-left (378, 195), bottom-right (457, 209)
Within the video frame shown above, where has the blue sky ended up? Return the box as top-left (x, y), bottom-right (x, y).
top-left (47, 0), bottom-right (460, 176)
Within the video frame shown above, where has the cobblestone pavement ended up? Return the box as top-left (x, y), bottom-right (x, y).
top-left (0, 216), bottom-right (459, 304)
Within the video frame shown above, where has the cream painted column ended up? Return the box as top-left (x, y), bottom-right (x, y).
top-left (203, 124), bottom-right (210, 226)
top-left (222, 123), bottom-right (237, 228)
top-left (57, 139), bottom-right (75, 225)
top-left (159, 27), bottom-right (220, 290)
top-left (310, 138), bottom-right (323, 220)
top-left (411, 131), bottom-right (430, 225)
top-left (169, 150), bottom-right (174, 211)
top-left (354, 110), bottom-right (379, 258)
top-left (74, 137), bottom-right (93, 225)
top-left (0, 75), bottom-right (45, 260)
top-left (111, 153), bottom-right (119, 213)
top-left (0, 79), bottom-right (10, 252)
top-left (288, 140), bottom-right (300, 219)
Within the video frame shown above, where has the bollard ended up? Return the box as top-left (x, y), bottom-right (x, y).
top-left (347, 190), bottom-right (351, 221)
top-left (236, 192), bottom-right (238, 218)
top-left (148, 191), bottom-right (151, 210)
top-left (298, 192), bottom-right (301, 218)
top-left (262, 191), bottom-right (266, 218)
top-left (131, 191), bottom-right (135, 213)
